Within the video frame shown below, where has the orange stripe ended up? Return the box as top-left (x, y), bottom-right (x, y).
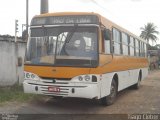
top-left (90, 55), bottom-right (148, 74)
top-left (24, 66), bottom-right (90, 79)
top-left (24, 55), bottom-right (148, 78)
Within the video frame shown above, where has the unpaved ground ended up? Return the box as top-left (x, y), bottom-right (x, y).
top-left (0, 70), bottom-right (160, 114)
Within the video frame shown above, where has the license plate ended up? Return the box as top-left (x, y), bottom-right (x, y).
top-left (48, 86), bottom-right (60, 92)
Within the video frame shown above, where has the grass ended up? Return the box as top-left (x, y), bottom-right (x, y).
top-left (0, 84), bottom-right (40, 104)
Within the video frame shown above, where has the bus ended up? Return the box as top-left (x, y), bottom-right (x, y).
top-left (23, 12), bottom-right (148, 106)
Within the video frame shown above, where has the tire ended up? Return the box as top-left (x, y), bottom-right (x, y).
top-left (132, 74), bottom-right (141, 89)
top-left (100, 79), bottom-right (117, 106)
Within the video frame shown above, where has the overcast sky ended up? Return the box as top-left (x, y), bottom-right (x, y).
top-left (0, 0), bottom-right (160, 43)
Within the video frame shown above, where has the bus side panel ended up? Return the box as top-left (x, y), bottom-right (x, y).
top-left (141, 67), bottom-right (148, 81)
top-left (118, 68), bottom-right (148, 91)
top-left (100, 73), bottom-right (114, 98)
top-left (117, 70), bottom-right (132, 91)
top-left (118, 69), bottom-right (140, 91)
top-left (100, 70), bottom-right (139, 98)
top-left (100, 67), bottom-right (148, 98)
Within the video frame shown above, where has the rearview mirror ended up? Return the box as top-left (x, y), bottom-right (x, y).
top-left (103, 29), bottom-right (111, 40)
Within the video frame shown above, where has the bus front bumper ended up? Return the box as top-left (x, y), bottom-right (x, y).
top-left (23, 80), bottom-right (100, 99)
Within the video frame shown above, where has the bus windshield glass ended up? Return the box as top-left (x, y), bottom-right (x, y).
top-left (25, 26), bottom-right (98, 67)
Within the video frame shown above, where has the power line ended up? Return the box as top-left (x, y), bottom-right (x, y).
top-left (79, 0), bottom-right (115, 15)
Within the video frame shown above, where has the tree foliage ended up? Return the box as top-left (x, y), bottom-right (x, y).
top-left (140, 23), bottom-right (159, 45)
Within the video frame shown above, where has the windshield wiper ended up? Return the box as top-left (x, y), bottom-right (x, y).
top-left (66, 24), bottom-right (78, 43)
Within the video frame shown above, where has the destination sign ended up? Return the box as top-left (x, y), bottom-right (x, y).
top-left (31, 15), bottom-right (99, 25)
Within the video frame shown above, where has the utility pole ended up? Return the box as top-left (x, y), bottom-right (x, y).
top-left (26, 0), bottom-right (29, 35)
top-left (41, 0), bottom-right (49, 14)
top-left (15, 19), bottom-right (19, 42)
top-left (15, 19), bottom-right (19, 84)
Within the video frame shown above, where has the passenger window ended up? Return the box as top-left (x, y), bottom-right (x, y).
top-left (129, 36), bottom-right (135, 56)
top-left (144, 44), bottom-right (147, 57)
top-left (122, 33), bottom-right (129, 55)
top-left (113, 28), bottom-right (121, 54)
top-left (103, 29), bottom-right (111, 54)
top-left (135, 39), bottom-right (140, 56)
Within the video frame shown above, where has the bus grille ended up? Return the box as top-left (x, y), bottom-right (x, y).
top-left (41, 86), bottom-right (69, 96)
top-left (41, 78), bottom-right (69, 84)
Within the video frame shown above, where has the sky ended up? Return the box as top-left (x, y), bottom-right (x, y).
top-left (0, 0), bottom-right (160, 43)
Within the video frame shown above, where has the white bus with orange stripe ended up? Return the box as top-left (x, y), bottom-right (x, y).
top-left (23, 12), bottom-right (148, 105)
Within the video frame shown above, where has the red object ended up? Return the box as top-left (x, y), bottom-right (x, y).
top-left (48, 86), bottom-right (60, 92)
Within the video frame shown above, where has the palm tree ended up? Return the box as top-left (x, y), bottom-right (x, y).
top-left (140, 23), bottom-right (159, 46)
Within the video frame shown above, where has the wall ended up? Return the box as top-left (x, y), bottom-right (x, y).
top-left (0, 38), bottom-right (26, 86)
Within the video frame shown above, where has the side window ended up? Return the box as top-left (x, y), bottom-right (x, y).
top-left (141, 42), bottom-right (146, 57)
top-left (144, 43), bottom-right (147, 57)
top-left (135, 39), bottom-right (139, 56)
top-left (113, 28), bottom-right (121, 54)
top-left (103, 29), bottom-right (111, 54)
top-left (138, 41), bottom-right (141, 57)
top-left (142, 42), bottom-right (144, 57)
top-left (129, 36), bottom-right (135, 56)
top-left (122, 32), bottom-right (129, 55)
top-left (139, 41), bottom-right (143, 57)
top-left (143, 42), bottom-right (145, 57)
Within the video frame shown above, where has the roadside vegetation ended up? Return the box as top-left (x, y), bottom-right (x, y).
top-left (140, 22), bottom-right (159, 46)
top-left (140, 22), bottom-right (160, 71)
top-left (0, 84), bottom-right (41, 105)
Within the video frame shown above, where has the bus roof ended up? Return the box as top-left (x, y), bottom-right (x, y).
top-left (34, 12), bottom-right (100, 17)
top-left (33, 12), bottom-right (146, 43)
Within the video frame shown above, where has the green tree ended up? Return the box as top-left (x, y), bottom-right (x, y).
top-left (140, 23), bottom-right (159, 46)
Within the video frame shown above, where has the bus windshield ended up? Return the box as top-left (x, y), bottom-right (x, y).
top-left (25, 26), bottom-right (98, 67)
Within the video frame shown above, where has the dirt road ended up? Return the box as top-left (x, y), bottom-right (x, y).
top-left (0, 70), bottom-right (160, 115)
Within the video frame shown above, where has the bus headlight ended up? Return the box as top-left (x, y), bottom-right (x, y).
top-left (24, 71), bottom-right (40, 81)
top-left (77, 75), bottom-right (92, 82)
top-left (84, 75), bottom-right (91, 81)
top-left (78, 76), bottom-right (83, 81)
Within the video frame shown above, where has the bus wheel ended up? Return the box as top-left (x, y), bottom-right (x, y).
top-left (132, 74), bottom-right (141, 89)
top-left (100, 79), bottom-right (117, 106)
